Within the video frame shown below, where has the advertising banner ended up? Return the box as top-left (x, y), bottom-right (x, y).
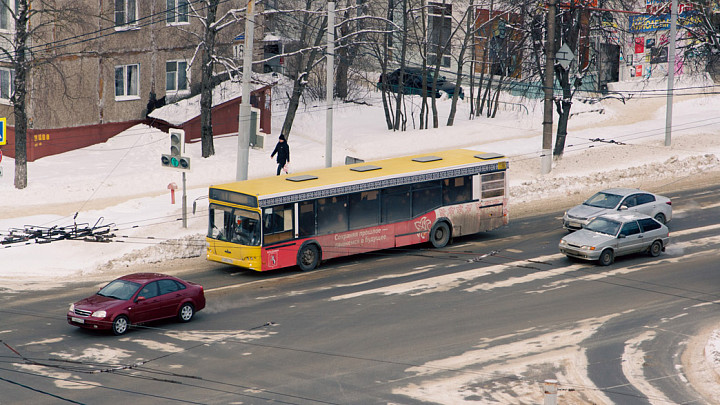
top-left (629, 11), bottom-right (701, 33)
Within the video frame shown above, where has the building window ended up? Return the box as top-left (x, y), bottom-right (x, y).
top-left (115, 64), bottom-right (139, 100)
top-left (166, 0), bottom-right (189, 24)
top-left (0, 0), bottom-right (15, 31)
top-left (166, 60), bottom-right (189, 92)
top-left (115, 0), bottom-right (137, 28)
top-left (428, 2), bottom-right (452, 68)
top-left (0, 67), bottom-right (14, 101)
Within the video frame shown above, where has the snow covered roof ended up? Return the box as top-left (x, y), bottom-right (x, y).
top-left (262, 33), bottom-right (295, 43)
top-left (148, 76), bottom-right (277, 126)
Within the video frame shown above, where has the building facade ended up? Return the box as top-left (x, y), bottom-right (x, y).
top-left (0, 0), bottom-right (268, 161)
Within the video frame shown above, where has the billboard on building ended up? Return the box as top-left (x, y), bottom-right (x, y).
top-left (629, 11), bottom-right (701, 33)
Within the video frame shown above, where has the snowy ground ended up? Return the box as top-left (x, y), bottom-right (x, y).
top-left (2, 73), bottom-right (720, 403)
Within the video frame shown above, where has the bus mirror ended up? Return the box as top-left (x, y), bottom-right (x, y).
top-left (193, 201), bottom-right (197, 215)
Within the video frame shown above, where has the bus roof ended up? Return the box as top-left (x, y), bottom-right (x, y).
top-left (211, 149), bottom-right (506, 205)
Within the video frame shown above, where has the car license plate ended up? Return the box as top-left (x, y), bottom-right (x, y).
top-left (71, 317), bottom-right (85, 324)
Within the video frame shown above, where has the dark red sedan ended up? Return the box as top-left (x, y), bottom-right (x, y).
top-left (68, 273), bottom-right (206, 335)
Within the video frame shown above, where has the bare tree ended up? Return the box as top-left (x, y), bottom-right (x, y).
top-left (276, 0), bottom-right (328, 141)
top-left (0, 0), bottom-right (86, 189)
top-left (185, 0), bottom-right (244, 158)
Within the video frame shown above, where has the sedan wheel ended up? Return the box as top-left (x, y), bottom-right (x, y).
top-left (654, 213), bottom-right (666, 224)
top-left (112, 315), bottom-right (129, 336)
top-left (598, 249), bottom-right (614, 266)
top-left (649, 240), bottom-right (663, 257)
top-left (178, 303), bottom-right (194, 322)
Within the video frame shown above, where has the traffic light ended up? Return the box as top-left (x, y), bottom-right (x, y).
top-left (170, 130), bottom-right (183, 157)
top-left (161, 129), bottom-right (191, 170)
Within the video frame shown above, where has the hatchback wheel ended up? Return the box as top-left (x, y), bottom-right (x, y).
top-left (598, 249), bottom-right (614, 266)
top-left (112, 315), bottom-right (129, 335)
top-left (648, 240), bottom-right (663, 257)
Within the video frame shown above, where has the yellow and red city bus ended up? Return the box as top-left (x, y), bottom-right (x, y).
top-left (206, 149), bottom-right (508, 271)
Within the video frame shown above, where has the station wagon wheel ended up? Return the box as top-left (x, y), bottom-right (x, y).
top-left (430, 221), bottom-right (451, 248)
top-left (297, 243), bottom-right (320, 271)
top-left (598, 249), bottom-right (614, 266)
top-left (178, 303), bottom-right (194, 322)
top-left (112, 315), bottom-right (129, 336)
top-left (649, 240), bottom-right (663, 257)
top-left (654, 213), bottom-right (666, 224)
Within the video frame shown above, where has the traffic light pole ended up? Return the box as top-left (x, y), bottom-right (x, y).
top-left (182, 172), bottom-right (187, 228)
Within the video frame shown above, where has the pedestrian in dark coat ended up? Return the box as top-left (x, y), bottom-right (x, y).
top-left (270, 134), bottom-right (290, 175)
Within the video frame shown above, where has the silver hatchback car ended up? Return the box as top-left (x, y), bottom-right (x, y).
top-left (562, 188), bottom-right (672, 231)
top-left (559, 212), bottom-right (670, 266)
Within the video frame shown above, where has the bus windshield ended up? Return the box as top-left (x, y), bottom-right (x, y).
top-left (208, 204), bottom-right (261, 246)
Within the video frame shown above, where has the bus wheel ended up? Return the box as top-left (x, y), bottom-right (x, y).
top-left (430, 221), bottom-right (451, 248)
top-left (297, 243), bottom-right (320, 271)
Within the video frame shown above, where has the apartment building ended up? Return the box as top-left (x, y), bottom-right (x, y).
top-left (0, 0), bottom-right (268, 161)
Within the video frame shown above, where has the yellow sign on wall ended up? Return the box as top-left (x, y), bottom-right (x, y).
top-left (0, 117), bottom-right (6, 145)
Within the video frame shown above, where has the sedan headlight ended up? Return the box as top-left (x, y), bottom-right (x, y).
top-left (91, 310), bottom-right (107, 318)
top-left (581, 245), bottom-right (596, 251)
top-left (559, 239), bottom-right (568, 247)
top-left (69, 303), bottom-right (75, 312)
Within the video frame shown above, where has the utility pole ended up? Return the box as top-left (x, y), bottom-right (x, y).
top-left (326, 1), bottom-right (335, 168)
top-left (543, 379), bottom-right (558, 405)
top-left (541, 0), bottom-right (556, 174)
top-left (664, 0), bottom-right (677, 146)
top-left (237, 0), bottom-right (255, 181)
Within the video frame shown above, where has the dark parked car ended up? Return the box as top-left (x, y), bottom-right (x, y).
top-left (68, 273), bottom-right (206, 335)
top-left (378, 68), bottom-right (464, 100)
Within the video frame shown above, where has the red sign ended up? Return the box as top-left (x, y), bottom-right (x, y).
top-left (0, 149), bottom-right (3, 164)
top-left (635, 37), bottom-right (645, 53)
top-left (635, 65), bottom-right (643, 77)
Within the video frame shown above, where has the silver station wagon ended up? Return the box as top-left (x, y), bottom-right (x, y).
top-left (559, 212), bottom-right (670, 266)
top-left (562, 188), bottom-right (672, 231)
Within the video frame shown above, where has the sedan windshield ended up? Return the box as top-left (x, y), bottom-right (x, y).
top-left (585, 217), bottom-right (621, 236)
top-left (584, 192), bottom-right (623, 209)
top-left (97, 279), bottom-right (141, 300)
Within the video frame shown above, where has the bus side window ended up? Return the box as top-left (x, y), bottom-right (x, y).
top-left (382, 185), bottom-right (411, 223)
top-left (349, 190), bottom-right (380, 230)
top-left (412, 180), bottom-right (442, 217)
top-left (317, 196), bottom-right (348, 234)
top-left (442, 176), bottom-right (473, 205)
top-left (263, 204), bottom-right (295, 244)
top-left (299, 201), bottom-right (316, 237)
top-left (481, 172), bottom-right (505, 198)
